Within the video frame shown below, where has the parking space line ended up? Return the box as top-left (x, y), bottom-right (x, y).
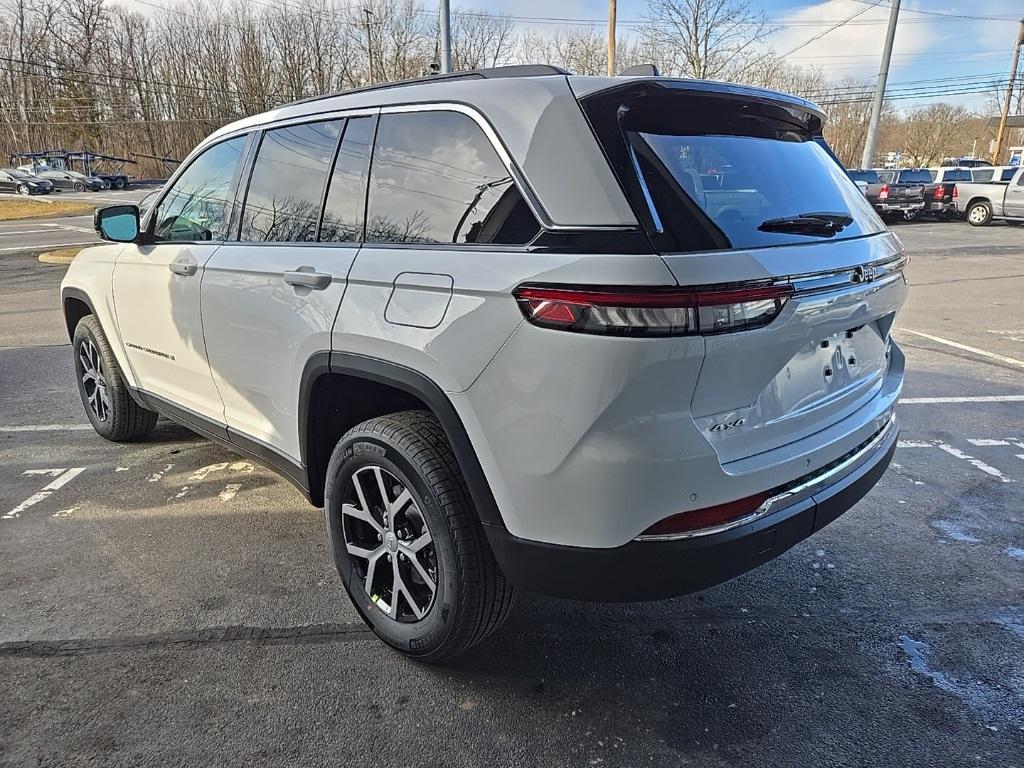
top-left (900, 396), bottom-right (1024, 404)
top-left (0, 424), bottom-right (92, 432)
top-left (2, 467), bottom-right (86, 519)
top-left (900, 329), bottom-right (1024, 370)
top-left (0, 240), bottom-right (97, 253)
top-left (897, 440), bottom-right (932, 448)
top-left (934, 443), bottom-right (1014, 483)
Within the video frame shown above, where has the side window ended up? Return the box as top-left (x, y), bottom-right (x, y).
top-left (154, 136), bottom-right (246, 242)
top-left (365, 111), bottom-right (541, 246)
top-left (239, 120), bottom-right (343, 242)
top-left (320, 117), bottom-right (374, 243)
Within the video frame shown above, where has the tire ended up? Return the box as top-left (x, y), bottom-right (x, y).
top-left (72, 315), bottom-right (158, 441)
top-left (113, 179), bottom-right (125, 190)
top-left (73, 182), bottom-right (86, 192)
top-left (17, 184), bottom-right (29, 196)
top-left (324, 410), bottom-right (515, 662)
top-left (967, 201), bottom-right (993, 227)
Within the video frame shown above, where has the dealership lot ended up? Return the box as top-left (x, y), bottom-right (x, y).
top-left (1, 221), bottom-right (1022, 765)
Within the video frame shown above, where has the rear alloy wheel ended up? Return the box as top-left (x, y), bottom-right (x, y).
top-left (73, 315), bottom-right (158, 441)
top-left (967, 201), bottom-right (993, 227)
top-left (325, 411), bottom-right (515, 661)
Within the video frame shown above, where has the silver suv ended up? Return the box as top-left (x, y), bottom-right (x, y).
top-left (61, 66), bottom-right (907, 660)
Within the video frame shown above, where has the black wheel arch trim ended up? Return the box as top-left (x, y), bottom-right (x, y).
top-left (61, 286), bottom-right (97, 342)
top-left (299, 351), bottom-right (506, 530)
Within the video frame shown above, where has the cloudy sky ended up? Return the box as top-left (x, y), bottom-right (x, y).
top-left (490, 0), bottom-right (1022, 112)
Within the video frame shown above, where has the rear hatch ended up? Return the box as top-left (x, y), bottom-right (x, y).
top-left (576, 79), bottom-right (906, 465)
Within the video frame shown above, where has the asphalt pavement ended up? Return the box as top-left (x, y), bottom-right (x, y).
top-left (0, 218), bottom-right (1022, 767)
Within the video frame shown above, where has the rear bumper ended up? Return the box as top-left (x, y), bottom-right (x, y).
top-left (484, 415), bottom-right (898, 602)
top-left (876, 202), bottom-right (924, 212)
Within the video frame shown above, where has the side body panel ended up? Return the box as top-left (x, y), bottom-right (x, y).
top-left (202, 243), bottom-right (357, 461)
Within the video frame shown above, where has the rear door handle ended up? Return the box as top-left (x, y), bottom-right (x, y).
top-left (168, 262), bottom-right (197, 276)
top-left (284, 268), bottom-right (332, 290)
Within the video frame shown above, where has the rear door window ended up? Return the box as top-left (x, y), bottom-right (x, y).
top-left (239, 120), bottom-right (343, 242)
top-left (364, 110), bottom-right (540, 246)
top-left (320, 117), bottom-right (374, 243)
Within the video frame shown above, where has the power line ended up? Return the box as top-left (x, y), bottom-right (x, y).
top-left (778, 0), bottom-right (885, 60)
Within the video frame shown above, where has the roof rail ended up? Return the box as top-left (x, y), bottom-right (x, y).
top-left (281, 64), bottom-right (572, 108)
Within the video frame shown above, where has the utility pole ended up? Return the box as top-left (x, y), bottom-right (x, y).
top-left (860, 0), bottom-right (901, 169)
top-left (439, 0), bottom-right (452, 74)
top-left (607, 0), bottom-right (617, 77)
top-left (364, 8), bottom-right (375, 85)
top-left (993, 19), bottom-right (1024, 164)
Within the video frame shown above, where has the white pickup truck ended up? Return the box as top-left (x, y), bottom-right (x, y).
top-left (955, 165), bottom-right (1024, 226)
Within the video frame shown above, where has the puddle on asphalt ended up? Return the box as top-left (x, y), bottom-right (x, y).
top-left (898, 634), bottom-right (1023, 728)
top-left (930, 520), bottom-right (982, 543)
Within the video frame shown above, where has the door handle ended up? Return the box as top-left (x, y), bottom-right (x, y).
top-left (284, 269), bottom-right (332, 290)
top-left (168, 262), bottom-right (197, 276)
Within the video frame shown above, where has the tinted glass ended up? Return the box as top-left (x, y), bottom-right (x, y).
top-left (848, 170), bottom-right (880, 183)
top-left (972, 169), bottom-right (994, 182)
top-left (1002, 168), bottom-right (1017, 181)
top-left (634, 131), bottom-right (880, 250)
top-left (897, 170), bottom-right (932, 184)
top-left (240, 120), bottom-right (342, 242)
top-left (320, 117), bottom-right (373, 243)
top-left (366, 111), bottom-right (540, 245)
top-left (942, 169), bottom-right (972, 182)
top-left (877, 171), bottom-right (895, 184)
top-left (154, 136), bottom-right (246, 242)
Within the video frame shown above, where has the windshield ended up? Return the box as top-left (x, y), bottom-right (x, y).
top-left (632, 132), bottom-right (881, 251)
top-left (897, 170), bottom-right (932, 184)
top-left (848, 170), bottom-right (880, 183)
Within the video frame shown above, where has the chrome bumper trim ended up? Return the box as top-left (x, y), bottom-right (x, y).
top-left (636, 412), bottom-right (897, 542)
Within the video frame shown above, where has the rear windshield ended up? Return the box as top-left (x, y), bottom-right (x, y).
top-left (897, 170), bottom-right (932, 184)
top-left (631, 131), bottom-right (880, 251)
top-left (941, 169), bottom-right (972, 182)
top-left (848, 170), bottom-right (880, 183)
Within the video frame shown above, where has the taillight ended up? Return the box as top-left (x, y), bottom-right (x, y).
top-left (513, 284), bottom-right (794, 337)
top-left (879, 184), bottom-right (889, 200)
top-left (933, 186), bottom-right (944, 200)
top-left (640, 492), bottom-right (770, 537)
top-left (953, 185), bottom-right (959, 199)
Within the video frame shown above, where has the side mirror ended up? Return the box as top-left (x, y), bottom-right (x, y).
top-left (94, 205), bottom-right (140, 243)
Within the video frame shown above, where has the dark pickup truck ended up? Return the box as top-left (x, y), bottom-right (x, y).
top-left (873, 168), bottom-right (933, 220)
top-left (926, 167), bottom-right (972, 219)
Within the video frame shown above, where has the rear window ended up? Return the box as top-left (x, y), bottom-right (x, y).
top-left (848, 170), bottom-right (880, 183)
top-left (631, 132), bottom-right (880, 251)
top-left (941, 169), bottom-right (972, 182)
top-left (897, 170), bottom-right (932, 184)
top-left (972, 169), bottom-right (994, 182)
top-left (1001, 168), bottom-right (1017, 181)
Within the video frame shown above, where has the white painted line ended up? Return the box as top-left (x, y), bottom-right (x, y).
top-left (900, 329), bottom-right (1024, 370)
top-left (219, 483), bottom-right (241, 502)
top-left (22, 468), bottom-right (66, 476)
top-left (0, 229), bottom-right (52, 236)
top-left (900, 396), bottom-right (1024, 404)
top-left (2, 467), bottom-right (86, 519)
top-left (0, 240), bottom-right (97, 253)
top-left (44, 467), bottom-right (85, 490)
top-left (898, 440), bottom-right (933, 448)
top-left (0, 424), bottom-right (92, 432)
top-left (935, 443), bottom-right (1014, 483)
top-left (967, 439), bottom-right (1010, 446)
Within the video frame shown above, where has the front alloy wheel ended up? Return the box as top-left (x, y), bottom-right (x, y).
top-left (78, 337), bottom-right (111, 422)
top-left (342, 465), bottom-right (437, 621)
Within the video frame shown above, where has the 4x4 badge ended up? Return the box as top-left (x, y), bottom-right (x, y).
top-left (709, 418), bottom-right (745, 433)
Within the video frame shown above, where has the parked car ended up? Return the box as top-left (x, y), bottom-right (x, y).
top-left (954, 166), bottom-right (1024, 225)
top-left (970, 166), bottom-right (1018, 183)
top-left (62, 66), bottom-right (907, 660)
top-left (925, 167), bottom-right (972, 219)
top-left (872, 168), bottom-right (931, 220)
top-left (0, 168), bottom-right (52, 195)
top-left (847, 169), bottom-right (884, 206)
top-left (18, 165), bottom-right (106, 192)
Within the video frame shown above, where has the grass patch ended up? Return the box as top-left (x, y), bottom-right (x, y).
top-left (38, 246), bottom-right (86, 264)
top-left (0, 198), bottom-right (95, 221)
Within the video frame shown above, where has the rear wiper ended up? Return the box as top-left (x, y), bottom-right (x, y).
top-left (757, 211), bottom-right (854, 237)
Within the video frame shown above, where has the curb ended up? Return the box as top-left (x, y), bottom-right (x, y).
top-left (38, 250), bottom-right (79, 265)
